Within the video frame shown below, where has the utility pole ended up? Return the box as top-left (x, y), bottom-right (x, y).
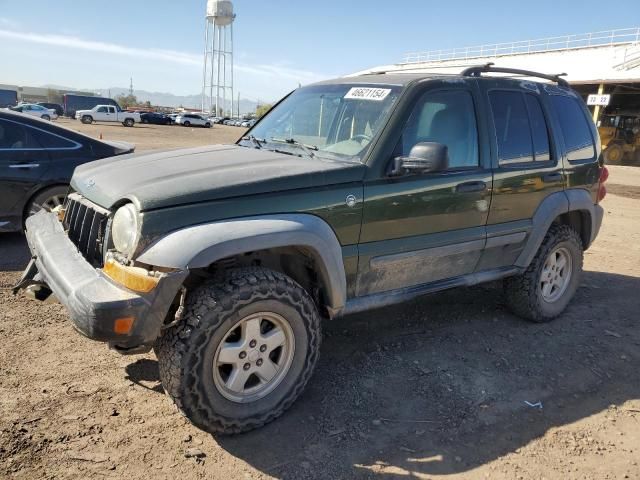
top-left (129, 78), bottom-right (134, 96)
top-left (237, 91), bottom-right (240, 117)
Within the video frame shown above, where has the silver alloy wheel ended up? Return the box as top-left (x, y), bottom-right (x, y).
top-left (213, 312), bottom-right (295, 403)
top-left (29, 194), bottom-right (66, 216)
top-left (540, 246), bottom-right (573, 303)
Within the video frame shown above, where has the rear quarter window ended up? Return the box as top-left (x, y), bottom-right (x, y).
top-left (550, 95), bottom-right (596, 162)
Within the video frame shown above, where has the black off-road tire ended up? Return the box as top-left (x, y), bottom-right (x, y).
top-left (156, 267), bottom-right (321, 435)
top-left (504, 224), bottom-right (583, 323)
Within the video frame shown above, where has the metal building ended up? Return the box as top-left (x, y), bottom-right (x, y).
top-left (354, 28), bottom-right (640, 119)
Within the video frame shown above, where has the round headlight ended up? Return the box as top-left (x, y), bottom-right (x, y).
top-left (111, 203), bottom-right (140, 256)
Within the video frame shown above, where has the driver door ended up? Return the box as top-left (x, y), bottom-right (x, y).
top-left (356, 83), bottom-right (492, 296)
top-left (94, 106), bottom-right (109, 121)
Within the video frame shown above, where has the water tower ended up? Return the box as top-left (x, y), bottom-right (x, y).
top-left (202, 0), bottom-right (235, 115)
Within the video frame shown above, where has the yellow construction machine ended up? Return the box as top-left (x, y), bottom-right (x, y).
top-left (599, 114), bottom-right (640, 165)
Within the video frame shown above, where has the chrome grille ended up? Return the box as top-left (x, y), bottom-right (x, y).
top-left (63, 193), bottom-right (110, 267)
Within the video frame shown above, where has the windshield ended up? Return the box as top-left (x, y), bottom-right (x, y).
top-left (241, 83), bottom-right (402, 161)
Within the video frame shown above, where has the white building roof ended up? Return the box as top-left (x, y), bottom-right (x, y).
top-left (353, 28), bottom-right (640, 84)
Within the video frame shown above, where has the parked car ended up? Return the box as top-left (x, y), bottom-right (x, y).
top-left (16, 66), bottom-right (606, 436)
top-left (75, 105), bottom-right (140, 127)
top-left (0, 110), bottom-right (134, 232)
top-left (63, 94), bottom-right (120, 118)
top-left (140, 112), bottom-right (172, 125)
top-left (10, 104), bottom-right (58, 121)
top-left (37, 103), bottom-right (64, 117)
top-left (175, 114), bottom-right (211, 128)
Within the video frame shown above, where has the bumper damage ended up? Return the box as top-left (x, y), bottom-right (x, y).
top-left (15, 211), bottom-right (187, 351)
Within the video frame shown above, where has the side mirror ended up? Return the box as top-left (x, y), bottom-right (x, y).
top-left (390, 142), bottom-right (449, 176)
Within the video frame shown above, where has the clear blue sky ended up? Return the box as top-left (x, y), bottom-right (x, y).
top-left (0, 0), bottom-right (639, 102)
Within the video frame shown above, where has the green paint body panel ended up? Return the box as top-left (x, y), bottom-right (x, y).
top-left (69, 73), bottom-right (603, 307)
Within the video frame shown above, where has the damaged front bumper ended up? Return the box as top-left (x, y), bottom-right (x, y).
top-left (15, 211), bottom-right (187, 351)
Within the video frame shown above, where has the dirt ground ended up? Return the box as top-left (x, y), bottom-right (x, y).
top-left (54, 117), bottom-right (247, 151)
top-left (0, 123), bottom-right (639, 479)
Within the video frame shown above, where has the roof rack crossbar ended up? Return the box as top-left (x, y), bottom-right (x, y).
top-left (461, 63), bottom-right (569, 86)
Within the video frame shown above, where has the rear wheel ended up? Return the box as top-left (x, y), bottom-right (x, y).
top-left (504, 224), bottom-right (583, 322)
top-left (156, 267), bottom-right (321, 434)
top-left (123, 118), bottom-right (135, 127)
top-left (25, 185), bottom-right (67, 223)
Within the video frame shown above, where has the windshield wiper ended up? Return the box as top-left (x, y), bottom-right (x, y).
top-left (241, 135), bottom-right (265, 149)
top-left (270, 137), bottom-right (318, 158)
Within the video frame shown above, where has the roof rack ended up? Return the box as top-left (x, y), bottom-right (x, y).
top-left (461, 63), bottom-right (569, 87)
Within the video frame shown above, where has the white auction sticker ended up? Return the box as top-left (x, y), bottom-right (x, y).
top-left (344, 87), bottom-right (392, 101)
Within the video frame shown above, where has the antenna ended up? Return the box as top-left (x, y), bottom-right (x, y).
top-left (202, 0), bottom-right (236, 115)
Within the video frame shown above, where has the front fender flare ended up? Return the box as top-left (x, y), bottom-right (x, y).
top-left (137, 214), bottom-right (347, 311)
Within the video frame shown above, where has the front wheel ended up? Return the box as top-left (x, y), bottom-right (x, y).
top-left (205, 122), bottom-right (211, 128)
top-left (81, 115), bottom-right (93, 124)
top-left (183, 121), bottom-right (191, 127)
top-left (504, 224), bottom-right (583, 322)
top-left (156, 267), bottom-right (321, 434)
top-left (603, 142), bottom-right (625, 165)
top-left (42, 114), bottom-right (51, 121)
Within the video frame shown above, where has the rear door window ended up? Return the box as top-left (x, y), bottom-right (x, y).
top-left (0, 119), bottom-right (42, 149)
top-left (550, 95), bottom-right (596, 162)
top-left (489, 91), bottom-right (533, 165)
top-left (489, 91), bottom-right (553, 165)
top-left (29, 127), bottom-right (79, 149)
top-left (525, 94), bottom-right (551, 162)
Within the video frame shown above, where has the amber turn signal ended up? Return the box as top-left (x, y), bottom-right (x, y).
top-left (102, 259), bottom-right (160, 293)
top-left (113, 316), bottom-right (135, 335)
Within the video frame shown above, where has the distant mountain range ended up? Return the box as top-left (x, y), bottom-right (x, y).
top-left (42, 84), bottom-right (263, 114)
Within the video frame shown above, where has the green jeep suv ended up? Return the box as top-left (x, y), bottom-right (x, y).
top-left (16, 65), bottom-right (607, 434)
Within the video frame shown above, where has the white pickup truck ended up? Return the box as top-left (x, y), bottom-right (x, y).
top-left (75, 105), bottom-right (141, 127)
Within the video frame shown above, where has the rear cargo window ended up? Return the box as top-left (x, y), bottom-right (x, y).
top-left (550, 95), bottom-right (596, 162)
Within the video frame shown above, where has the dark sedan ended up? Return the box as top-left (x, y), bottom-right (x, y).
top-left (37, 102), bottom-right (64, 117)
top-left (140, 112), bottom-right (172, 125)
top-left (0, 110), bottom-right (134, 232)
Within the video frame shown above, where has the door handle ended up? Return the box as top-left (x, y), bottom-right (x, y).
top-left (456, 181), bottom-right (487, 193)
top-left (9, 164), bottom-right (40, 169)
top-left (542, 172), bottom-right (563, 183)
